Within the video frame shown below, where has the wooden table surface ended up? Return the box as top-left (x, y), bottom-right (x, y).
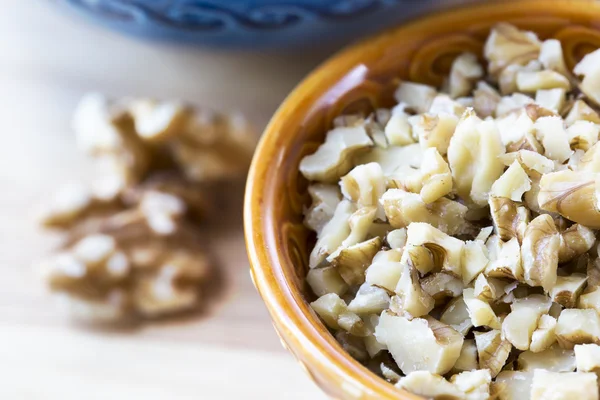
top-left (0, 2), bottom-right (333, 398)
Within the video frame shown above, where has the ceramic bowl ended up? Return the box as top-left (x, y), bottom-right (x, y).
top-left (244, 1), bottom-right (600, 398)
top-left (54, 0), bottom-right (467, 48)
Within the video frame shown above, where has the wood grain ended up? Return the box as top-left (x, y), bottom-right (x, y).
top-left (0, 1), bottom-right (331, 398)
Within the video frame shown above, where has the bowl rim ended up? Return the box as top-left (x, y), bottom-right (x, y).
top-left (244, 0), bottom-right (599, 398)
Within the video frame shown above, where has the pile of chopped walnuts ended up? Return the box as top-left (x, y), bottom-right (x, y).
top-left (301, 23), bottom-right (600, 399)
top-left (38, 94), bottom-right (254, 323)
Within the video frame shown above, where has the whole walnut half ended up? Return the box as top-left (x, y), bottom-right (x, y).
top-left (42, 215), bottom-right (211, 322)
top-left (38, 94), bottom-right (253, 323)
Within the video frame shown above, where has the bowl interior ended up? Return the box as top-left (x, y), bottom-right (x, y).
top-left (246, 1), bottom-right (600, 398)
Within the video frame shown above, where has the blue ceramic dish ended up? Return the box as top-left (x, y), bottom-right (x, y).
top-left (55, 0), bottom-right (463, 48)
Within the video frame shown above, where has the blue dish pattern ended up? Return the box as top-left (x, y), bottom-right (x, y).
top-left (56, 0), bottom-right (448, 47)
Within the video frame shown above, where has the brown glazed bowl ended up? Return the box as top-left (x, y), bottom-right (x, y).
top-left (244, 1), bottom-right (600, 398)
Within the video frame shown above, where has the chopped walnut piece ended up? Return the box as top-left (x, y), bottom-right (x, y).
top-left (499, 150), bottom-right (554, 175)
top-left (474, 274), bottom-right (505, 302)
top-left (339, 206), bottom-right (377, 249)
top-left (485, 236), bottom-right (523, 281)
top-left (333, 113), bottom-right (365, 129)
top-left (429, 94), bottom-right (467, 117)
top-left (489, 197), bottom-right (530, 243)
top-left (447, 53), bottom-right (484, 98)
top-left (473, 81), bottom-right (501, 118)
top-left (335, 331), bottom-right (368, 362)
top-left (530, 370), bottom-right (598, 400)
top-left (496, 93), bottom-right (535, 117)
top-left (307, 266), bottom-right (348, 297)
top-left (401, 244), bottom-right (435, 276)
top-left (418, 148), bottom-right (453, 203)
top-left (499, 60), bottom-right (542, 95)
top-left (355, 143), bottom-right (422, 176)
top-left (396, 371), bottom-right (464, 399)
top-left (495, 109), bottom-right (535, 146)
top-left (565, 99), bottom-right (600, 126)
top-left (340, 162), bottom-right (386, 219)
top-left (506, 131), bottom-right (544, 154)
top-left (380, 189), bottom-right (470, 235)
top-left (365, 249), bottom-right (403, 292)
top-left (551, 274), bottom-right (587, 308)
top-left (579, 287), bottom-right (600, 315)
top-left (386, 229), bottom-right (407, 250)
top-left (347, 284), bottom-right (390, 316)
top-left (329, 236), bottom-right (383, 286)
top-left (388, 147), bottom-right (453, 204)
top-left (521, 214), bottom-right (560, 292)
top-left (539, 39), bottom-right (569, 76)
top-left (558, 224), bottom-right (596, 264)
top-left (502, 294), bottom-right (552, 350)
top-left (452, 339), bottom-right (478, 372)
top-left (299, 125), bottom-right (373, 182)
top-left (464, 288), bottom-right (501, 329)
top-left (450, 369), bottom-right (492, 400)
top-left (337, 310), bottom-right (370, 337)
top-left (574, 48), bottom-right (600, 106)
top-left (309, 200), bottom-right (356, 268)
top-left (379, 359), bottom-right (400, 383)
top-left (526, 102), bottom-right (560, 122)
top-left (440, 296), bottom-right (473, 336)
top-left (462, 240), bottom-right (490, 285)
top-left (304, 184), bottom-right (342, 234)
top-left (556, 309), bottom-right (600, 349)
top-left (578, 142), bottom-right (600, 172)
top-left (393, 263), bottom-right (435, 317)
top-left (484, 23), bottom-right (541, 78)
top-left (492, 371), bottom-right (534, 400)
top-left (538, 170), bottom-right (600, 228)
top-left (567, 120), bottom-right (600, 151)
top-left (530, 314), bottom-right (558, 353)
top-left (406, 223), bottom-right (465, 278)
top-left (365, 315), bottom-right (387, 358)
top-left (375, 311), bottom-right (464, 375)
top-left (533, 116), bottom-right (573, 163)
top-left (518, 345), bottom-right (575, 372)
top-left (490, 161), bottom-right (531, 201)
top-left (421, 272), bottom-right (464, 305)
top-left (364, 111), bottom-right (391, 148)
top-left (447, 109), bottom-right (505, 207)
top-left (394, 82), bottom-right (437, 113)
top-left (384, 110), bottom-right (414, 146)
top-left (475, 226), bottom-right (494, 243)
top-left (535, 88), bottom-right (566, 112)
top-left (410, 112), bottom-right (458, 156)
top-left (474, 329), bottom-right (512, 378)
top-left (516, 70), bottom-right (570, 92)
top-left (310, 292), bottom-right (348, 329)
top-left (575, 343), bottom-right (600, 374)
